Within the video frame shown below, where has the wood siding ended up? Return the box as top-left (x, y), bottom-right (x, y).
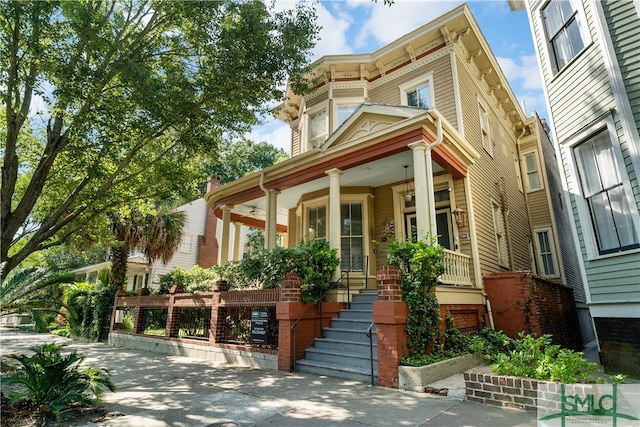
top-left (454, 55), bottom-right (531, 275)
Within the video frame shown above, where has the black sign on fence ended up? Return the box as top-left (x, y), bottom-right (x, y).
top-left (251, 307), bottom-right (269, 344)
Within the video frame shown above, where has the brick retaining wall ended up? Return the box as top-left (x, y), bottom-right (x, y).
top-left (464, 371), bottom-right (561, 411)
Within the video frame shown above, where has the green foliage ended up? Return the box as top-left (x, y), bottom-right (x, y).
top-left (1, 0), bottom-right (319, 280)
top-left (3, 343), bottom-right (115, 421)
top-left (492, 333), bottom-right (598, 383)
top-left (1, 266), bottom-right (75, 314)
top-left (292, 240), bottom-right (340, 303)
top-left (62, 282), bottom-right (119, 341)
top-left (386, 236), bottom-right (445, 358)
top-left (157, 265), bottom-right (221, 294)
top-left (205, 138), bottom-right (288, 185)
top-left (231, 246), bottom-right (294, 289)
top-left (468, 328), bottom-right (516, 363)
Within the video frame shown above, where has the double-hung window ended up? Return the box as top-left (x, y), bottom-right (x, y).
top-left (534, 228), bottom-right (558, 277)
top-left (492, 200), bottom-right (509, 267)
top-left (479, 102), bottom-right (491, 156)
top-left (308, 109), bottom-right (328, 149)
top-left (406, 83), bottom-right (431, 108)
top-left (523, 152), bottom-right (543, 192)
top-left (337, 105), bottom-right (359, 127)
top-left (574, 129), bottom-right (640, 255)
top-left (542, 0), bottom-right (585, 73)
top-left (307, 205), bottom-right (327, 241)
top-left (341, 203), bottom-right (364, 272)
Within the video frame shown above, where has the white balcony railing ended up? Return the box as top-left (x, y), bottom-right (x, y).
top-left (440, 249), bottom-right (473, 287)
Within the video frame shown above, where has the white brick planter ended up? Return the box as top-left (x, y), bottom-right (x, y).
top-left (399, 353), bottom-right (484, 392)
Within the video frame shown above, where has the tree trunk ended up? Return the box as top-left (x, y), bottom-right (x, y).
top-left (109, 244), bottom-right (128, 288)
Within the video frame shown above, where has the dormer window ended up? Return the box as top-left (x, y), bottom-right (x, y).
top-left (308, 109), bottom-right (327, 149)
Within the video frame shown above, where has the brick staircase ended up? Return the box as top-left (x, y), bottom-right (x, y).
top-left (295, 291), bottom-right (378, 384)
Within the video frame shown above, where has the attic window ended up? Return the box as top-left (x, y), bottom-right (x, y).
top-left (406, 83), bottom-right (431, 108)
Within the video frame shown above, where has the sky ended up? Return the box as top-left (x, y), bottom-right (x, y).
top-left (248, 0), bottom-right (548, 153)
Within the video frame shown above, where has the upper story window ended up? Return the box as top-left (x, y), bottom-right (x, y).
top-left (179, 234), bottom-right (193, 254)
top-left (542, 0), bottom-right (585, 73)
top-left (407, 83), bottom-right (431, 108)
top-left (337, 105), bottom-right (359, 127)
top-left (534, 228), bottom-right (558, 278)
top-left (492, 199), bottom-right (510, 267)
top-left (308, 109), bottom-right (328, 149)
top-left (574, 128), bottom-right (640, 255)
top-left (399, 74), bottom-right (434, 109)
top-left (479, 102), bottom-right (492, 156)
top-left (523, 152), bottom-right (543, 192)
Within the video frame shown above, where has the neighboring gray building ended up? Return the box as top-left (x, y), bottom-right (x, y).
top-left (510, 0), bottom-right (640, 375)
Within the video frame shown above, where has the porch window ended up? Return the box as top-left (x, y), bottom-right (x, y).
top-left (308, 109), bottom-right (328, 149)
top-left (523, 152), bottom-right (543, 192)
top-left (574, 129), bottom-right (639, 255)
top-left (341, 203), bottom-right (364, 271)
top-left (542, 0), bottom-right (585, 73)
top-left (307, 206), bottom-right (326, 240)
top-left (534, 228), bottom-right (557, 277)
top-left (491, 200), bottom-right (509, 267)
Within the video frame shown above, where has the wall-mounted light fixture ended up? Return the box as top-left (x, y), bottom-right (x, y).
top-left (452, 206), bottom-right (467, 228)
top-left (402, 165), bottom-right (413, 203)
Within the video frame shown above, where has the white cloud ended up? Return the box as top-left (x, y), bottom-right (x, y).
top-left (247, 118), bottom-right (291, 154)
top-left (497, 55), bottom-right (542, 91)
top-left (311, 2), bottom-right (355, 59)
top-left (354, 0), bottom-right (463, 49)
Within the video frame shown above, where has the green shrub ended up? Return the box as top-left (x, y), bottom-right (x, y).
top-left (492, 333), bottom-right (597, 383)
top-left (157, 266), bottom-right (221, 293)
top-left (386, 236), bottom-right (444, 359)
top-left (3, 343), bottom-right (115, 422)
top-left (469, 328), bottom-right (515, 363)
top-left (62, 282), bottom-right (118, 340)
top-left (293, 240), bottom-right (340, 303)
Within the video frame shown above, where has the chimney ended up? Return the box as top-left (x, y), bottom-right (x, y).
top-left (197, 175), bottom-right (222, 268)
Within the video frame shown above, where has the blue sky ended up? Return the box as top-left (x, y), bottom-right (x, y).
top-left (249, 0), bottom-right (547, 153)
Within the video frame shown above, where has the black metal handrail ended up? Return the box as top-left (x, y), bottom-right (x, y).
top-left (365, 321), bottom-right (376, 386)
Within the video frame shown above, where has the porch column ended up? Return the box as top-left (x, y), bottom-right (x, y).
top-left (233, 222), bottom-right (242, 261)
top-left (326, 168), bottom-right (343, 273)
top-left (425, 148), bottom-right (437, 237)
top-left (220, 205), bottom-right (233, 265)
top-left (265, 189), bottom-right (280, 250)
top-left (409, 141), bottom-right (430, 240)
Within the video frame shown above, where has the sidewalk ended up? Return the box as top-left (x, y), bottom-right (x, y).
top-left (0, 329), bottom-right (536, 427)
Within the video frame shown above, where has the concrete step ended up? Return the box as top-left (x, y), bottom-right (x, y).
top-left (337, 309), bottom-right (374, 320)
top-left (304, 348), bottom-right (377, 370)
top-left (329, 318), bottom-right (373, 330)
top-left (296, 359), bottom-right (378, 384)
top-left (322, 327), bottom-right (374, 344)
top-left (313, 337), bottom-right (377, 353)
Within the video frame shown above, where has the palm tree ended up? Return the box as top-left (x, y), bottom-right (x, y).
top-left (108, 209), bottom-right (186, 288)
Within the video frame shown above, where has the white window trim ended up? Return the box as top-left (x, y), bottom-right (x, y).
top-left (332, 98), bottom-right (363, 132)
top-left (179, 234), bottom-right (193, 254)
top-left (521, 150), bottom-right (544, 192)
top-left (399, 73), bottom-right (434, 108)
top-left (562, 116), bottom-right (640, 260)
top-left (478, 98), bottom-right (492, 157)
top-left (533, 226), bottom-right (561, 278)
top-left (537, 0), bottom-right (591, 77)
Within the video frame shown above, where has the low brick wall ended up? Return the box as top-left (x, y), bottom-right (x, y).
top-left (464, 371), bottom-right (555, 411)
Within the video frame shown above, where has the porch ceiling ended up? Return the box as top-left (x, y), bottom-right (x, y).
top-left (232, 151), bottom-right (444, 226)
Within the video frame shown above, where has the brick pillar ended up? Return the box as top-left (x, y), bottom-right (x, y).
top-left (277, 274), bottom-right (303, 371)
top-left (209, 281), bottom-right (228, 343)
top-left (373, 265), bottom-right (407, 388)
top-left (165, 284), bottom-right (184, 337)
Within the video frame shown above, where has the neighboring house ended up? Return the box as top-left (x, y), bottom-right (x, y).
top-left (73, 177), bottom-right (252, 291)
top-left (205, 4), bottom-right (585, 336)
top-left (509, 0), bottom-right (640, 374)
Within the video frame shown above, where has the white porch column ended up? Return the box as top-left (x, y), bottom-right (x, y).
top-left (326, 168), bottom-right (343, 261)
top-left (265, 189), bottom-right (280, 250)
top-left (220, 205), bottom-right (233, 265)
top-left (409, 141), bottom-right (430, 240)
top-left (425, 148), bottom-right (437, 237)
top-left (233, 222), bottom-right (242, 261)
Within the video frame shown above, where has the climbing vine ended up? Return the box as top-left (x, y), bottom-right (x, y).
top-left (386, 236), bottom-right (445, 358)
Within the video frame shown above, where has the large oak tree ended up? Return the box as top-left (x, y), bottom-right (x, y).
top-left (1, 0), bottom-right (318, 280)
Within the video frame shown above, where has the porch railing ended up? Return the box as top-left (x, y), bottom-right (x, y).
top-left (440, 249), bottom-right (473, 287)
